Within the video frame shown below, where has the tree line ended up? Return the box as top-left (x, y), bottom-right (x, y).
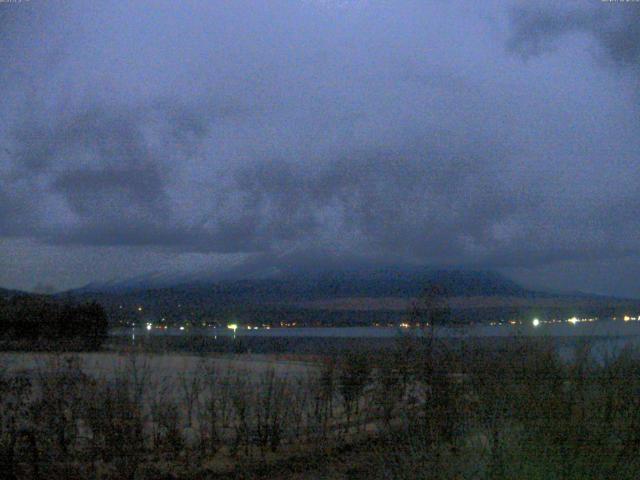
top-left (0, 295), bottom-right (108, 350)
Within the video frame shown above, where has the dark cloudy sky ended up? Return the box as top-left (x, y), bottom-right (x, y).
top-left (1, 0), bottom-right (639, 297)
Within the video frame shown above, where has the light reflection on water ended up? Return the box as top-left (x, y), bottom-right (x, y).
top-left (113, 320), bottom-right (640, 339)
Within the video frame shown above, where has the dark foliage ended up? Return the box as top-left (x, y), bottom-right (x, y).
top-left (0, 296), bottom-right (108, 350)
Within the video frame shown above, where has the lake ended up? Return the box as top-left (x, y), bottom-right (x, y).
top-left (109, 320), bottom-right (640, 362)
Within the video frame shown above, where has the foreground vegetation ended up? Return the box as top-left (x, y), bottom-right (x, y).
top-left (1, 337), bottom-right (640, 479)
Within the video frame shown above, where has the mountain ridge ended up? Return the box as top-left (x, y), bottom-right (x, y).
top-left (69, 266), bottom-right (534, 298)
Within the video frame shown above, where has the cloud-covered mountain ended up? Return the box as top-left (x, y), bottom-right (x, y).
top-left (62, 262), bottom-right (640, 328)
top-left (2, 1), bottom-right (640, 297)
top-left (72, 257), bottom-right (532, 298)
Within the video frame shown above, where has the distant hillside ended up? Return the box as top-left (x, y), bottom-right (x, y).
top-left (0, 287), bottom-right (27, 299)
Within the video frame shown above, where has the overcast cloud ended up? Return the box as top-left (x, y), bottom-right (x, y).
top-left (1, 0), bottom-right (639, 296)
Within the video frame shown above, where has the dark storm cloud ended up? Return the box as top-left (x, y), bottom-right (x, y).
top-left (0, 187), bottom-right (34, 236)
top-left (5, 99), bottom-right (533, 262)
top-left (508, 2), bottom-right (640, 66)
top-left (2, 0), bottom-right (640, 295)
top-left (3, 96), bottom-right (258, 252)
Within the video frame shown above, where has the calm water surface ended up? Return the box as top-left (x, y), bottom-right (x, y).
top-left (111, 320), bottom-right (640, 362)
